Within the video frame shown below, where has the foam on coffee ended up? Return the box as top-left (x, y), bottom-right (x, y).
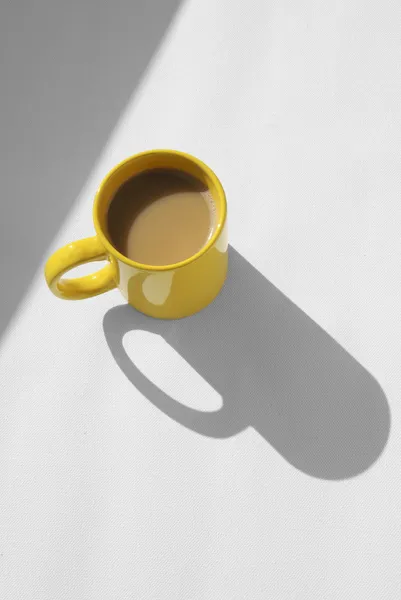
top-left (107, 168), bottom-right (216, 266)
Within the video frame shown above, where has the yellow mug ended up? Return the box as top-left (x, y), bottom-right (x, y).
top-left (45, 150), bottom-right (228, 319)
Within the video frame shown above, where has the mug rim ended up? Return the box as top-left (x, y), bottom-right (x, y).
top-left (93, 149), bottom-right (227, 272)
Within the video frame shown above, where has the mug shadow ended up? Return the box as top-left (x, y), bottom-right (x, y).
top-left (103, 246), bottom-right (390, 480)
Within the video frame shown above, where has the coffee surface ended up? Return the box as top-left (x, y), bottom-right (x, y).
top-left (107, 169), bottom-right (215, 266)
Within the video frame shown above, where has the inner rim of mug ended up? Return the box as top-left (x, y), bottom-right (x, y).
top-left (93, 149), bottom-right (227, 272)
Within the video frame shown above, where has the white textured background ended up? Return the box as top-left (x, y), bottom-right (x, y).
top-left (1, 0), bottom-right (401, 598)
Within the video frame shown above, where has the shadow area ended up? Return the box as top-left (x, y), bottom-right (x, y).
top-left (0, 0), bottom-right (182, 339)
top-left (103, 247), bottom-right (390, 480)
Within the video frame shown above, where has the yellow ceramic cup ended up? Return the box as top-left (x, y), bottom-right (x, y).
top-left (45, 150), bottom-right (228, 319)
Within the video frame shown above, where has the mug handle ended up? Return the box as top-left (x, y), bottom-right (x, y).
top-left (45, 236), bottom-right (117, 300)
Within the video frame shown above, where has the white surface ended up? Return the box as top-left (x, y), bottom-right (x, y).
top-left (1, 0), bottom-right (401, 598)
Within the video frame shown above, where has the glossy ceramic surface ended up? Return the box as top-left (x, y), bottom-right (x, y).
top-left (45, 150), bottom-right (228, 319)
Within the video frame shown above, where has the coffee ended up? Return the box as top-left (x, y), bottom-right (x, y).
top-left (107, 169), bottom-right (216, 266)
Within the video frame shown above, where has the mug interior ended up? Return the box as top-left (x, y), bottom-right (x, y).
top-left (93, 149), bottom-right (226, 271)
